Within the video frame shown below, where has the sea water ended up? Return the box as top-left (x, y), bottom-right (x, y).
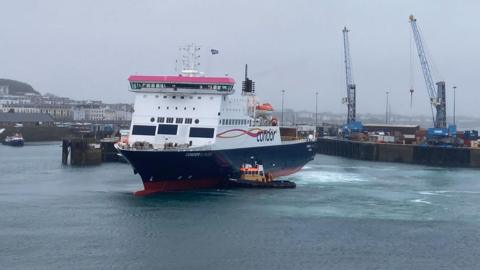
top-left (1, 143), bottom-right (479, 269)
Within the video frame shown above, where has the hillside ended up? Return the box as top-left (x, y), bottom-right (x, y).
top-left (0, 78), bottom-right (39, 95)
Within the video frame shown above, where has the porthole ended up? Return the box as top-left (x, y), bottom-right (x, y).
top-left (193, 107), bottom-right (196, 111)
top-left (181, 96), bottom-right (185, 99)
top-left (184, 107), bottom-right (187, 110)
top-left (194, 119), bottom-right (199, 124)
top-left (173, 96), bottom-right (176, 99)
top-left (158, 106), bottom-right (160, 109)
top-left (189, 96), bottom-right (193, 99)
top-left (198, 96), bottom-right (201, 99)
top-left (155, 95), bottom-right (159, 98)
top-left (163, 96), bottom-right (167, 99)
top-left (175, 107), bottom-right (178, 110)
top-left (150, 117), bottom-right (155, 122)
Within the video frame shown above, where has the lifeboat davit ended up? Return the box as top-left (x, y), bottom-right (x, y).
top-left (255, 103), bottom-right (274, 117)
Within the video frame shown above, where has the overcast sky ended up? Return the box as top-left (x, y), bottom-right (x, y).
top-left (0, 0), bottom-right (478, 117)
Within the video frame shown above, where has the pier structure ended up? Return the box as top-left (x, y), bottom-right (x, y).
top-left (317, 137), bottom-right (480, 168)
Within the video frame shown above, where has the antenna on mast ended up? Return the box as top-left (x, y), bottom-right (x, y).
top-left (242, 64), bottom-right (255, 94)
top-left (180, 44), bottom-right (202, 76)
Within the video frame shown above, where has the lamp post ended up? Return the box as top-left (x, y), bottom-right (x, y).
top-left (453, 86), bottom-right (457, 125)
top-left (281, 89), bottom-right (285, 126)
top-left (315, 91), bottom-right (318, 127)
top-left (385, 91), bottom-right (390, 124)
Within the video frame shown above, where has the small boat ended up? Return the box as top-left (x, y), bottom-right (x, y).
top-left (2, 133), bottom-right (24, 147)
top-left (255, 103), bottom-right (274, 117)
top-left (228, 162), bottom-right (296, 188)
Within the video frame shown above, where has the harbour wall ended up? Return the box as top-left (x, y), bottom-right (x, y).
top-left (317, 137), bottom-right (480, 168)
top-left (0, 126), bottom-right (72, 142)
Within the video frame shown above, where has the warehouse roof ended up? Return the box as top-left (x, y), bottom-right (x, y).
top-left (0, 112), bottom-right (54, 123)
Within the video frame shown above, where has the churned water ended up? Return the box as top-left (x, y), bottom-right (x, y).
top-left (1, 143), bottom-right (480, 269)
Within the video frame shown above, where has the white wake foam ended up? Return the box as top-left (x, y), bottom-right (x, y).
top-left (292, 170), bottom-right (367, 185)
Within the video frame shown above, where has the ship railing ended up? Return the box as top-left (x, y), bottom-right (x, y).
top-left (116, 141), bottom-right (212, 152)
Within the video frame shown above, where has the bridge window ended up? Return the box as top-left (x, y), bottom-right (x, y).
top-left (132, 125), bottom-right (156, 136)
top-left (189, 127), bottom-right (214, 138)
top-left (157, 124), bottom-right (178, 135)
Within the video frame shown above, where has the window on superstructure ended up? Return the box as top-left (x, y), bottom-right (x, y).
top-left (157, 117), bottom-right (165, 123)
top-left (157, 124), bottom-right (178, 135)
top-left (185, 118), bottom-right (193, 124)
top-left (132, 125), bottom-right (156, 136)
top-left (189, 127), bottom-right (214, 138)
top-left (176, 118), bottom-right (183, 124)
top-left (166, 117), bottom-right (174, 123)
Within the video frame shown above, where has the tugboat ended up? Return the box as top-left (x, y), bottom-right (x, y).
top-left (2, 133), bottom-right (24, 147)
top-left (228, 162), bottom-right (296, 188)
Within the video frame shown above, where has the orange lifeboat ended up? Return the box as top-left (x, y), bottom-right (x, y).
top-left (256, 103), bottom-right (273, 111)
top-left (255, 103), bottom-right (274, 117)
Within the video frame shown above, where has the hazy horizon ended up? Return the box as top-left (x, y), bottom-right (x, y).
top-left (1, 0), bottom-right (478, 117)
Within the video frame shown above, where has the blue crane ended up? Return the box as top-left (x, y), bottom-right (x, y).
top-left (409, 15), bottom-right (458, 145)
top-left (342, 27), bottom-right (356, 124)
top-left (341, 27), bottom-right (363, 138)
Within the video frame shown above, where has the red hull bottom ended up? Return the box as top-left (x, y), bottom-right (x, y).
top-left (134, 166), bottom-right (305, 196)
top-left (134, 178), bottom-right (223, 196)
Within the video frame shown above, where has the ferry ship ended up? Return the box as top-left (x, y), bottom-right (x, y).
top-left (116, 45), bottom-right (315, 195)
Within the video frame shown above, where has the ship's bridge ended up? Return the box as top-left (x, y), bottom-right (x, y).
top-left (128, 75), bottom-right (235, 95)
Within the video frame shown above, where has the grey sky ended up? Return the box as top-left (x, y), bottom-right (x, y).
top-left (0, 0), bottom-right (478, 117)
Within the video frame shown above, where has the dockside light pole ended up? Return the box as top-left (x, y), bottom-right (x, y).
top-left (281, 89), bottom-right (285, 126)
top-left (315, 91), bottom-right (318, 127)
top-left (385, 91), bottom-right (390, 124)
top-left (453, 86), bottom-right (457, 125)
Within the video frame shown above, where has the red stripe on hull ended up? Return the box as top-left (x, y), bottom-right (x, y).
top-left (270, 166), bottom-right (304, 178)
top-left (135, 178), bottom-right (222, 196)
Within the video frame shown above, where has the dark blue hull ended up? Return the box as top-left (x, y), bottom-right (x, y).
top-left (2, 140), bottom-right (24, 147)
top-left (119, 141), bottom-right (315, 194)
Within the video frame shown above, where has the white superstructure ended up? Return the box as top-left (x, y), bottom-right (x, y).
top-left (125, 47), bottom-right (281, 151)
